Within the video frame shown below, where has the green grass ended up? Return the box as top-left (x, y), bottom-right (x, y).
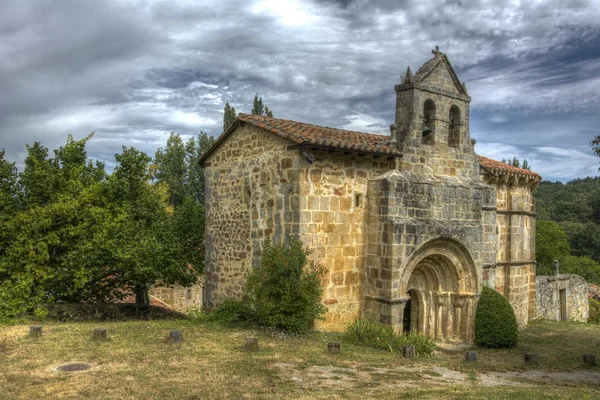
top-left (0, 319), bottom-right (598, 399)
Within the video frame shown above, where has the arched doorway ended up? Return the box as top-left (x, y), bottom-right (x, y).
top-left (403, 289), bottom-right (420, 333)
top-left (400, 238), bottom-right (478, 341)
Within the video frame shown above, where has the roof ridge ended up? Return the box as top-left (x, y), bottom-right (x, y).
top-left (238, 113), bottom-right (391, 140)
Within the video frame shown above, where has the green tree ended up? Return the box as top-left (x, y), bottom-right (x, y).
top-left (154, 133), bottom-right (187, 207)
top-left (19, 142), bottom-right (61, 207)
top-left (522, 159), bottom-right (530, 170)
top-left (511, 156), bottom-right (520, 168)
top-left (251, 94), bottom-right (273, 117)
top-left (109, 146), bottom-right (198, 305)
top-left (245, 239), bottom-right (325, 333)
top-left (536, 220), bottom-right (570, 275)
top-left (184, 132), bottom-right (214, 204)
top-left (561, 255), bottom-right (600, 285)
top-left (592, 135), bottom-right (600, 168)
top-left (0, 150), bottom-right (20, 221)
top-left (223, 101), bottom-right (236, 132)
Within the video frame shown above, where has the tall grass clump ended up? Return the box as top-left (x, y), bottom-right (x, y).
top-left (344, 319), bottom-right (435, 356)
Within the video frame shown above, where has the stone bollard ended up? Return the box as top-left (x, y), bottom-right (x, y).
top-left (169, 329), bottom-right (183, 343)
top-left (245, 337), bottom-right (259, 351)
top-left (524, 353), bottom-right (538, 365)
top-left (94, 328), bottom-right (107, 340)
top-left (29, 326), bottom-right (43, 337)
top-left (402, 345), bottom-right (415, 359)
top-left (583, 354), bottom-right (597, 366)
top-left (465, 351), bottom-right (478, 362)
top-left (327, 341), bottom-right (341, 354)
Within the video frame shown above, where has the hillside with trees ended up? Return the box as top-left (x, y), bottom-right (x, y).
top-left (535, 175), bottom-right (600, 284)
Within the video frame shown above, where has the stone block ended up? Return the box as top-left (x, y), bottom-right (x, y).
top-left (29, 326), bottom-right (43, 337)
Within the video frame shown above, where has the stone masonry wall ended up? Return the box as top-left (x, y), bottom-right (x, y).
top-left (297, 149), bottom-right (396, 329)
top-left (482, 174), bottom-right (538, 325)
top-left (203, 124), bottom-right (300, 308)
top-left (149, 282), bottom-right (204, 311)
top-left (364, 170), bottom-right (497, 340)
top-left (536, 275), bottom-right (589, 322)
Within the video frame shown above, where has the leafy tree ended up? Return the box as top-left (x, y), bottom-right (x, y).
top-left (251, 94), bottom-right (273, 117)
top-left (184, 132), bottom-right (214, 204)
top-left (475, 287), bottom-right (518, 348)
top-left (154, 133), bottom-right (187, 207)
top-left (522, 159), bottom-right (530, 170)
top-left (109, 146), bottom-right (198, 305)
top-left (0, 150), bottom-right (20, 221)
top-left (536, 220), bottom-right (570, 275)
top-left (19, 142), bottom-right (61, 207)
top-left (561, 255), bottom-right (600, 285)
top-left (511, 157), bottom-right (520, 168)
top-left (245, 239), bottom-right (325, 333)
top-left (592, 135), bottom-right (600, 168)
top-left (223, 101), bottom-right (236, 132)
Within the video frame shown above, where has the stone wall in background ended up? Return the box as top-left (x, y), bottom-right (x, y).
top-left (536, 274), bottom-right (589, 322)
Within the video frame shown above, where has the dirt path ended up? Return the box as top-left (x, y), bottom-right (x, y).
top-left (273, 362), bottom-right (600, 389)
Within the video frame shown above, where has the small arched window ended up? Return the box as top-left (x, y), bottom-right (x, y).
top-left (448, 105), bottom-right (461, 147)
top-left (422, 99), bottom-right (436, 145)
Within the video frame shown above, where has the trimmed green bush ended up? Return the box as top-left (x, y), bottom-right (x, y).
top-left (475, 287), bottom-right (518, 348)
top-left (344, 319), bottom-right (435, 356)
top-left (245, 238), bottom-right (326, 333)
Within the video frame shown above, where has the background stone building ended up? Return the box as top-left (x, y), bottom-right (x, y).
top-left (200, 48), bottom-right (542, 341)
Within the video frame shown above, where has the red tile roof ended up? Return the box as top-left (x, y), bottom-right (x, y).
top-left (202, 113), bottom-right (539, 178)
top-left (237, 113), bottom-right (402, 156)
top-left (477, 155), bottom-right (540, 178)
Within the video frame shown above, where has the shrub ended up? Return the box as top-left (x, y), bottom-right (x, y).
top-left (589, 298), bottom-right (600, 324)
top-left (245, 238), bottom-right (326, 333)
top-left (475, 287), bottom-right (518, 348)
top-left (203, 299), bottom-right (254, 324)
top-left (344, 319), bottom-right (435, 356)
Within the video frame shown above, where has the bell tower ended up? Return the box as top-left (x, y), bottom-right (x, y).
top-left (393, 47), bottom-right (478, 179)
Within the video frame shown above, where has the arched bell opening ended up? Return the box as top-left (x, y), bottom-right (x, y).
top-left (400, 238), bottom-right (478, 342)
top-left (422, 99), bottom-right (436, 145)
top-left (448, 105), bottom-right (461, 148)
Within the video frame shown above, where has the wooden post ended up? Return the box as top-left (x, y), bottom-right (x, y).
top-left (169, 329), bottom-right (183, 343)
top-left (583, 354), bottom-right (597, 366)
top-left (402, 345), bottom-right (415, 359)
top-left (245, 337), bottom-right (259, 351)
top-left (327, 342), bottom-right (341, 354)
top-left (465, 351), bottom-right (478, 362)
top-left (94, 328), bottom-right (107, 340)
top-left (29, 326), bottom-right (43, 337)
top-left (524, 353), bottom-right (537, 364)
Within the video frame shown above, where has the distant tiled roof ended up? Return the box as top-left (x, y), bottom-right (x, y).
top-left (201, 114), bottom-right (539, 178)
top-left (477, 155), bottom-right (540, 178)
top-left (236, 113), bottom-right (402, 156)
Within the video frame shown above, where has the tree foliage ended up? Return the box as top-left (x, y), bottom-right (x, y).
top-left (223, 101), bottom-right (236, 132)
top-left (251, 94), bottom-right (273, 117)
top-left (475, 287), bottom-right (518, 348)
top-left (503, 157), bottom-right (530, 170)
top-left (0, 131), bottom-right (210, 319)
top-left (535, 220), bottom-right (571, 275)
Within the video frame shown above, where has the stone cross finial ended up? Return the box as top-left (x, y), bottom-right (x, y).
top-left (553, 260), bottom-right (560, 276)
top-left (432, 46), bottom-right (441, 56)
top-left (389, 123), bottom-right (398, 143)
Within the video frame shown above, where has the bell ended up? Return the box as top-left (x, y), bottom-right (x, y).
top-left (422, 125), bottom-right (432, 136)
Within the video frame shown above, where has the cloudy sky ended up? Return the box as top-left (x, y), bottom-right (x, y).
top-left (1, 0), bottom-right (599, 181)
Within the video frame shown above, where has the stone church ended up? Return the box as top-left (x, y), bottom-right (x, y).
top-left (199, 48), bottom-right (542, 342)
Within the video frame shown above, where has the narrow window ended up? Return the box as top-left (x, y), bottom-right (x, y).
top-left (187, 288), bottom-right (193, 300)
top-left (422, 99), bottom-right (436, 145)
top-left (448, 105), bottom-right (461, 147)
top-left (355, 194), bottom-right (362, 208)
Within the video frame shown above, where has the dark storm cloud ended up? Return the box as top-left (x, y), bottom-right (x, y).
top-left (0, 0), bottom-right (599, 181)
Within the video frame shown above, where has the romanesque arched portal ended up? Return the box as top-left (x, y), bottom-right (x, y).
top-left (400, 238), bottom-right (478, 341)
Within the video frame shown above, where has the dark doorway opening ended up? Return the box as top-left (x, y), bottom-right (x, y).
top-left (403, 297), bottom-right (412, 333)
top-left (560, 289), bottom-right (567, 321)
